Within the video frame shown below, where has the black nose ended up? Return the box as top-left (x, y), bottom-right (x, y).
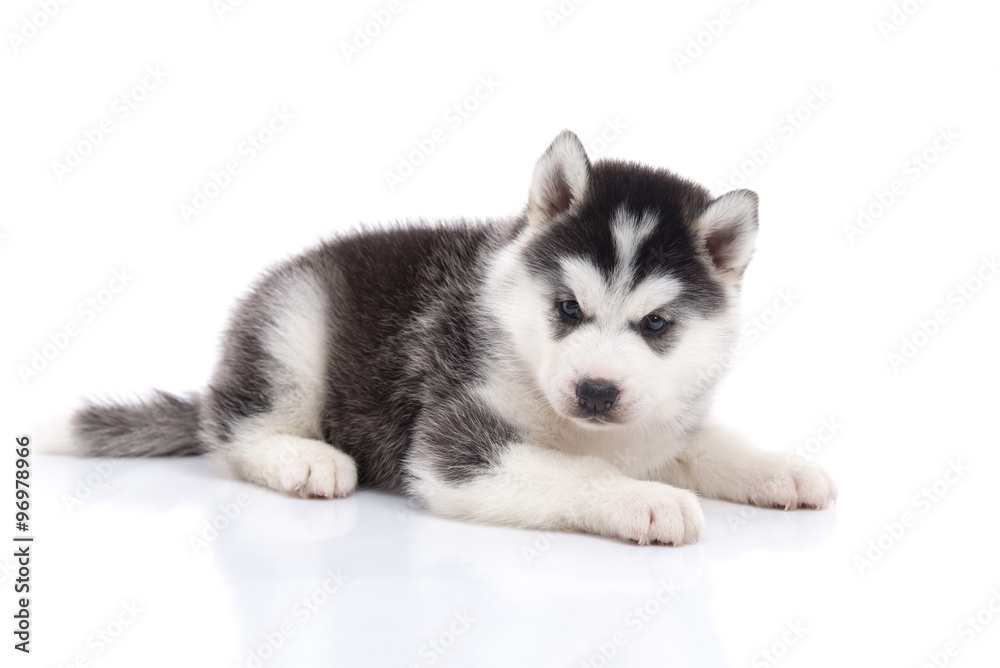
top-left (576, 381), bottom-right (619, 414)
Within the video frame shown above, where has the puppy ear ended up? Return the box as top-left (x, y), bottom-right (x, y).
top-left (695, 189), bottom-right (759, 285)
top-left (527, 130), bottom-right (590, 227)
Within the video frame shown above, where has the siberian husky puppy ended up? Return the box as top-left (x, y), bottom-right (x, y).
top-left (72, 130), bottom-right (836, 545)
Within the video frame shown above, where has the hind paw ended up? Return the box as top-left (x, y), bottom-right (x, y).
top-left (228, 436), bottom-right (358, 499)
top-left (278, 444), bottom-right (357, 499)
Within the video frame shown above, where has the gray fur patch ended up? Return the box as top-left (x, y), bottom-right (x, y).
top-left (72, 391), bottom-right (203, 457)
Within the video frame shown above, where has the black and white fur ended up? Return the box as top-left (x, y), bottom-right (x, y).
top-left (72, 131), bottom-right (836, 546)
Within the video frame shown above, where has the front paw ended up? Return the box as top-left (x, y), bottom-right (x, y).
top-left (744, 459), bottom-right (838, 510)
top-left (596, 481), bottom-right (705, 546)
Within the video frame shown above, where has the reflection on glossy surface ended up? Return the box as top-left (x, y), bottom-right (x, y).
top-left (30, 454), bottom-right (968, 668)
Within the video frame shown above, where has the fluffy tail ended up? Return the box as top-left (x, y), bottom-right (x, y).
top-left (72, 391), bottom-right (205, 457)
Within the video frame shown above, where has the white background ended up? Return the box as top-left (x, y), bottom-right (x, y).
top-left (2, 0), bottom-right (1000, 666)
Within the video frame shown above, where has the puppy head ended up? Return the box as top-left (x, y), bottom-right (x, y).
top-left (503, 131), bottom-right (758, 428)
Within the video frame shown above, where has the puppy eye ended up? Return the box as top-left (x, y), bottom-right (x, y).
top-left (559, 300), bottom-right (581, 320)
top-left (642, 314), bottom-right (669, 333)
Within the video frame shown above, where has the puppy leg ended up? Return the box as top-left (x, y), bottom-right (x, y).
top-left (664, 424), bottom-right (837, 510)
top-left (218, 432), bottom-right (357, 499)
top-left (201, 264), bottom-right (357, 499)
top-left (410, 438), bottom-right (704, 545)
